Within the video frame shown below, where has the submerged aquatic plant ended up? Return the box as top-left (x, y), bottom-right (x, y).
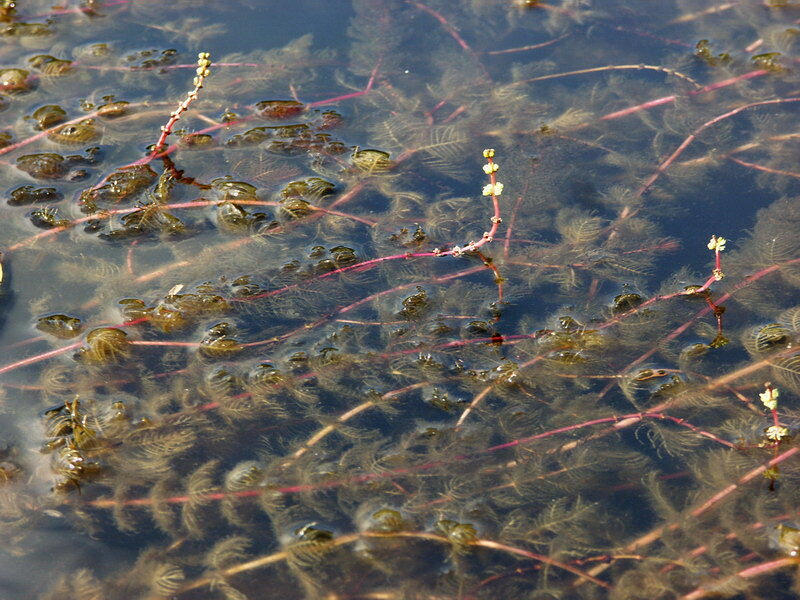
top-left (0, 1), bottom-right (798, 599)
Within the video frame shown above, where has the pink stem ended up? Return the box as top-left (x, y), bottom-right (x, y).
top-left (6, 199), bottom-right (377, 254)
top-left (600, 70), bottom-right (769, 122)
top-left (0, 342), bottom-right (82, 375)
top-left (488, 34), bottom-right (569, 55)
top-left (79, 411), bottom-right (736, 517)
top-left (637, 96), bottom-right (800, 197)
top-left (307, 60), bottom-right (380, 108)
top-left (728, 155), bottom-right (800, 179)
top-left (682, 554), bottom-right (800, 599)
top-left (485, 412), bottom-right (736, 453)
top-left (407, 1), bottom-right (474, 55)
top-left (690, 447), bottom-right (799, 519)
top-left (0, 101), bottom-right (151, 158)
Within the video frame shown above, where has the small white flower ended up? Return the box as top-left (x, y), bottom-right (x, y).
top-left (482, 162), bottom-right (499, 174)
top-left (707, 235), bottom-right (727, 252)
top-left (760, 386), bottom-right (779, 410)
top-left (765, 425), bottom-right (789, 441)
top-left (482, 182), bottom-right (504, 197)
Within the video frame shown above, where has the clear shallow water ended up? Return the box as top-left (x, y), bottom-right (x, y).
top-left (0, 1), bottom-right (800, 598)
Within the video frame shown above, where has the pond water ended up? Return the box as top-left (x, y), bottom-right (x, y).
top-left (1, 1), bottom-right (800, 598)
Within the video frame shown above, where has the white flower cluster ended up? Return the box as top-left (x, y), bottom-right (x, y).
top-left (760, 386), bottom-right (779, 411)
top-left (765, 425), bottom-right (790, 441)
top-left (707, 235), bottom-right (726, 252)
top-left (482, 182), bottom-right (503, 197)
top-left (193, 52), bottom-right (212, 88)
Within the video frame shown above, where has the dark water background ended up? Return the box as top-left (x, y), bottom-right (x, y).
top-left (0, 1), bottom-right (800, 599)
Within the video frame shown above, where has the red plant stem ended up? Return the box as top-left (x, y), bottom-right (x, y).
top-left (454, 386), bottom-right (494, 431)
top-left (488, 34), bottom-right (569, 55)
top-left (241, 253), bottom-right (435, 303)
top-left (599, 69), bottom-right (769, 122)
top-left (691, 274), bottom-right (718, 295)
top-left (126, 180), bottom-right (373, 284)
top-left (441, 152), bottom-right (502, 256)
top-left (86, 67), bottom-right (387, 288)
top-left (503, 194), bottom-right (525, 259)
top-left (577, 446), bottom-right (800, 588)
top-left (692, 243), bottom-right (724, 294)
top-left (604, 256), bottom-right (799, 336)
top-left (424, 98), bottom-right (448, 123)
top-left (407, 1), bottom-right (474, 55)
top-left (710, 296), bottom-right (724, 338)
top-left (5, 256), bottom-right (797, 395)
top-left (81, 56), bottom-right (381, 182)
top-left (518, 64), bottom-right (701, 90)
top-left (5, 199), bottom-right (378, 253)
top-left (440, 104), bottom-right (467, 124)
top-left (474, 249), bottom-right (504, 305)
top-left (173, 531), bottom-right (609, 595)
top-left (745, 38), bottom-right (763, 53)
top-left (588, 254), bottom-right (800, 401)
top-left (288, 381), bottom-right (428, 463)
top-left (333, 265), bottom-right (484, 315)
top-left (691, 447), bottom-right (800, 518)
top-left (125, 243), bottom-right (136, 275)
top-left (240, 265), bottom-right (485, 348)
top-left (471, 538), bottom-right (611, 589)
top-left (0, 101), bottom-right (152, 158)
top-left (485, 412), bottom-right (737, 453)
top-left (307, 60), bottom-right (380, 108)
top-left (81, 411), bottom-right (736, 512)
top-left (600, 94), bottom-right (678, 122)
top-left (151, 53), bottom-right (211, 156)
top-left (232, 156), bottom-right (502, 305)
top-left (558, 349), bottom-right (800, 457)
top-left (0, 268), bottom-right (485, 385)
top-left (682, 556), bottom-right (800, 600)
top-left (618, 446), bottom-right (800, 560)
top-left (637, 96), bottom-right (800, 197)
top-left (728, 155), bottom-right (800, 178)
top-left (0, 341), bottom-right (82, 375)
top-left (0, 338), bottom-right (209, 377)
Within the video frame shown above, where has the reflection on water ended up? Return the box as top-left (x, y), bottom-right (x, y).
top-left (0, 1), bottom-right (799, 598)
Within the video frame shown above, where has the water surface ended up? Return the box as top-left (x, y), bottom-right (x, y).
top-left (1, 1), bottom-right (800, 599)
